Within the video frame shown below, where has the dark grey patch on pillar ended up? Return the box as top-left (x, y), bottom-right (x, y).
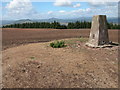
top-left (86, 15), bottom-right (109, 47)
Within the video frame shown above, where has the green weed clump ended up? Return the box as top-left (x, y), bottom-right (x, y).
top-left (50, 41), bottom-right (66, 48)
top-left (30, 56), bottom-right (35, 60)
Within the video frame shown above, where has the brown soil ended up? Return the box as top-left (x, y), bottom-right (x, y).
top-left (2, 38), bottom-right (118, 88)
top-left (2, 28), bottom-right (119, 50)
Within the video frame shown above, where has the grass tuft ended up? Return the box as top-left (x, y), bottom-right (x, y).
top-left (50, 41), bottom-right (67, 48)
top-left (30, 57), bottom-right (35, 60)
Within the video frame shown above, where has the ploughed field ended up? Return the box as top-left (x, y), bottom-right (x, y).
top-left (2, 28), bottom-right (119, 50)
top-left (2, 28), bottom-right (119, 88)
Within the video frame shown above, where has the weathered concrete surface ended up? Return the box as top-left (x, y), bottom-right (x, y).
top-left (86, 15), bottom-right (109, 47)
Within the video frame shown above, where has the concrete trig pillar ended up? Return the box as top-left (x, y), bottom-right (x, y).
top-left (86, 15), bottom-right (109, 47)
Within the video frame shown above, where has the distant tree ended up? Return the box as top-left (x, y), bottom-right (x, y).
top-left (67, 22), bottom-right (75, 29)
top-left (2, 21), bottom-right (119, 29)
top-left (74, 21), bottom-right (80, 29)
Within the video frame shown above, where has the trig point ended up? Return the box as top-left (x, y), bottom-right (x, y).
top-left (86, 15), bottom-right (109, 47)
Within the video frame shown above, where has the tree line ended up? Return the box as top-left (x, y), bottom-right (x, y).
top-left (2, 21), bottom-right (120, 29)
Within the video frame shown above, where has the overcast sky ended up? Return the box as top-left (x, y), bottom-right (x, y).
top-left (1, 0), bottom-right (119, 20)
